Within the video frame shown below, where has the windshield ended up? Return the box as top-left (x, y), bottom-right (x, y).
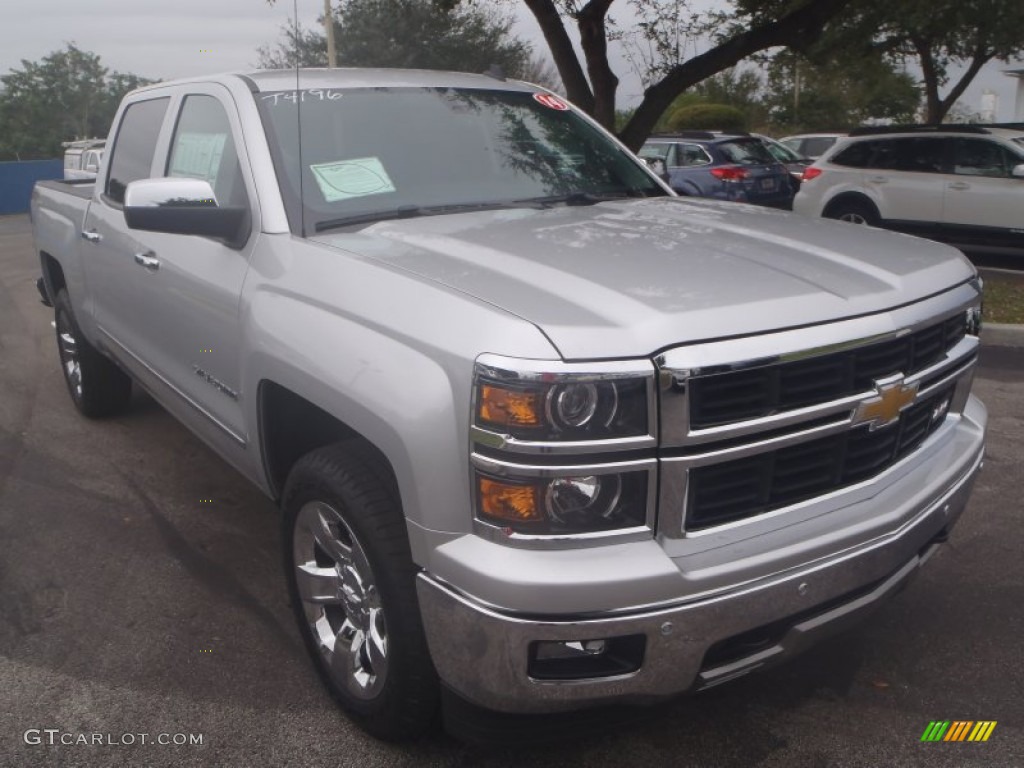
top-left (257, 87), bottom-right (666, 234)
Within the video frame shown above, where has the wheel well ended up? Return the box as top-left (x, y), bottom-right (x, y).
top-left (40, 251), bottom-right (66, 298)
top-left (258, 380), bottom-right (397, 501)
top-left (822, 193), bottom-right (878, 219)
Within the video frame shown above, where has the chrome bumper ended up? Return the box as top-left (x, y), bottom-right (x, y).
top-left (417, 445), bottom-right (984, 714)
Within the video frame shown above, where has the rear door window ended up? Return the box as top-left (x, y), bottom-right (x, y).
top-left (105, 98), bottom-right (170, 204)
top-left (832, 140), bottom-right (875, 168)
top-left (870, 138), bottom-right (945, 173)
top-left (677, 143), bottom-right (711, 166)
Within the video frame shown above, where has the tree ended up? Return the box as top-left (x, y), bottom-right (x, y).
top-left (668, 103), bottom-right (748, 131)
top-left (258, 0), bottom-right (539, 81)
top-left (762, 48), bottom-right (920, 132)
top-left (521, 0), bottom-right (857, 150)
top-left (255, 18), bottom-right (327, 68)
top-left (844, 0), bottom-right (1024, 122)
top-left (0, 45), bottom-right (154, 161)
top-left (335, 0), bottom-right (530, 74)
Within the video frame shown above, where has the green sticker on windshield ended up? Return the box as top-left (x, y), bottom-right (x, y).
top-left (310, 157), bottom-right (396, 202)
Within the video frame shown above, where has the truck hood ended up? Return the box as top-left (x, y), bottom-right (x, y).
top-left (311, 197), bottom-right (976, 360)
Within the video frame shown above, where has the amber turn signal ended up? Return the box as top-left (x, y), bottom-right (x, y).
top-left (477, 476), bottom-right (543, 523)
top-left (478, 384), bottom-right (542, 428)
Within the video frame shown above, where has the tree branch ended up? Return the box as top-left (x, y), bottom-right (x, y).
top-left (936, 46), bottom-right (994, 121)
top-left (619, 0), bottom-right (855, 150)
top-left (523, 0), bottom-right (595, 111)
top-left (576, 0), bottom-right (618, 128)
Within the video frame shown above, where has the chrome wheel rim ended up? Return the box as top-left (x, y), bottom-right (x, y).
top-left (56, 311), bottom-right (82, 400)
top-left (293, 501), bottom-right (388, 700)
top-left (838, 211), bottom-right (868, 224)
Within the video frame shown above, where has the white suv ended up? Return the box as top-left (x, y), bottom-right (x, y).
top-left (793, 124), bottom-right (1024, 251)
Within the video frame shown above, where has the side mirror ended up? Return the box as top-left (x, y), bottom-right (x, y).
top-left (124, 177), bottom-right (248, 245)
top-left (1012, 164), bottom-right (1024, 178)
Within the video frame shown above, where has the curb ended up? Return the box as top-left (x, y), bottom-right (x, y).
top-left (981, 323), bottom-right (1024, 349)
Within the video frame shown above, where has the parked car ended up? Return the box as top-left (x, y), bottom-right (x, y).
top-left (793, 124), bottom-right (1024, 251)
top-left (779, 133), bottom-right (845, 160)
top-left (33, 71), bottom-right (986, 741)
top-left (640, 131), bottom-right (795, 208)
top-left (62, 139), bottom-right (105, 180)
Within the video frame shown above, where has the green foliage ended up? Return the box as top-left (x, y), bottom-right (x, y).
top-left (762, 48), bottom-right (920, 133)
top-left (257, 0), bottom-right (536, 80)
top-left (0, 44), bottom-right (154, 161)
top-left (255, 19), bottom-right (327, 68)
top-left (336, 0), bottom-right (529, 74)
top-left (667, 103), bottom-right (748, 132)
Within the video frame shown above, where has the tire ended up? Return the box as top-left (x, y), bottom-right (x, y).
top-left (282, 444), bottom-right (439, 740)
top-left (824, 198), bottom-right (879, 226)
top-left (53, 289), bottom-right (132, 417)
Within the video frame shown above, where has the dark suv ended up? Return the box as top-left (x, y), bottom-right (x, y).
top-left (640, 132), bottom-right (796, 208)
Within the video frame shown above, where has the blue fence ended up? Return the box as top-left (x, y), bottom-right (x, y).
top-left (0, 159), bottom-right (63, 214)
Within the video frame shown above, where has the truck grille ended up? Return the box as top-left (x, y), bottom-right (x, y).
top-left (686, 386), bottom-right (954, 530)
top-left (689, 315), bottom-right (966, 429)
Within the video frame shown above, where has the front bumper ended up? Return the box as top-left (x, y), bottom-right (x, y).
top-left (418, 408), bottom-right (985, 713)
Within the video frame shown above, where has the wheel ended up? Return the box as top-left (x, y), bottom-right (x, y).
top-left (282, 444), bottom-right (439, 740)
top-left (825, 198), bottom-right (879, 226)
top-left (53, 289), bottom-right (132, 417)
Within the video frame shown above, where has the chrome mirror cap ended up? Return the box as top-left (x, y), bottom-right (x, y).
top-left (124, 177), bottom-right (218, 208)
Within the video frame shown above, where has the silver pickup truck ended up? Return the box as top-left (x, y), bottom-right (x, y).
top-left (31, 69), bottom-right (986, 740)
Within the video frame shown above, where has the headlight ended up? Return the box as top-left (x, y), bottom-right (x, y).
top-left (472, 356), bottom-right (654, 443)
top-left (474, 468), bottom-right (650, 535)
top-left (470, 355), bottom-right (657, 539)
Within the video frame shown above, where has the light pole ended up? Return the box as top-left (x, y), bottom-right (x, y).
top-left (324, 0), bottom-right (337, 68)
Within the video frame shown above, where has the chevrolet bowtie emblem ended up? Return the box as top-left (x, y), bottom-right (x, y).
top-left (852, 375), bottom-right (919, 430)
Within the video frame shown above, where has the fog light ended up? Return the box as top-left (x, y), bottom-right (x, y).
top-left (528, 635), bottom-right (646, 680)
top-left (534, 639), bottom-right (607, 660)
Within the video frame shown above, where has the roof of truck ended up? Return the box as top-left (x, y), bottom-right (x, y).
top-left (132, 68), bottom-right (539, 95)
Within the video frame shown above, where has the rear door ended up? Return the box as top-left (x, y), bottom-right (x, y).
top-left (863, 137), bottom-right (946, 230)
top-left (941, 137), bottom-right (1024, 246)
top-left (85, 95), bottom-right (173, 353)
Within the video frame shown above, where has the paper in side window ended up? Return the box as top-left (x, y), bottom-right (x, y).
top-left (170, 132), bottom-right (227, 183)
top-left (310, 157), bottom-right (396, 202)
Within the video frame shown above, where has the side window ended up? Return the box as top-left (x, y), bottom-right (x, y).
top-left (677, 143), bottom-right (710, 167)
top-left (952, 138), bottom-right (1015, 178)
top-left (166, 95), bottom-right (249, 208)
top-left (832, 140), bottom-right (874, 168)
top-left (105, 98), bottom-right (171, 204)
top-left (869, 138), bottom-right (944, 173)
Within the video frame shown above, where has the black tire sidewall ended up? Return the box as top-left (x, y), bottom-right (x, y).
top-left (281, 447), bottom-right (438, 739)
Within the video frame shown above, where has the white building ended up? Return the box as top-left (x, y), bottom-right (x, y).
top-left (1008, 67), bottom-right (1024, 121)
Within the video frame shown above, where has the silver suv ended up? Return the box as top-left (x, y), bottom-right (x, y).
top-left (793, 124), bottom-right (1024, 251)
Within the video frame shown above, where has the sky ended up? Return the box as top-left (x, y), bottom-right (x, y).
top-left (0, 0), bottom-right (1022, 121)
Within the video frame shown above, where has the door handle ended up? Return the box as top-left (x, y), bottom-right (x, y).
top-left (948, 181), bottom-right (970, 191)
top-left (867, 176), bottom-right (889, 184)
top-left (134, 252), bottom-right (160, 271)
top-left (81, 230), bottom-right (101, 243)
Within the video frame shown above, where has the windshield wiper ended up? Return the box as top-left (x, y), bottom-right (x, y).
top-left (314, 200), bottom-right (544, 233)
top-left (516, 190), bottom-right (659, 207)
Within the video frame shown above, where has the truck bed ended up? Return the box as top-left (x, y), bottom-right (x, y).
top-left (35, 179), bottom-right (95, 201)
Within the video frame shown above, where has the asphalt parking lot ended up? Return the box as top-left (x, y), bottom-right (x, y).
top-left (1, 212), bottom-right (1022, 767)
